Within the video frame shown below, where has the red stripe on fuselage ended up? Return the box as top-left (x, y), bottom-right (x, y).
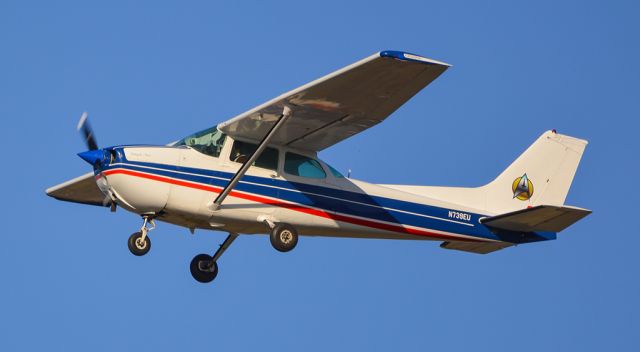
top-left (102, 168), bottom-right (486, 243)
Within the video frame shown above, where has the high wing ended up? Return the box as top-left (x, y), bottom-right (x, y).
top-left (47, 51), bottom-right (448, 206)
top-left (46, 172), bottom-right (107, 207)
top-left (218, 50), bottom-right (450, 151)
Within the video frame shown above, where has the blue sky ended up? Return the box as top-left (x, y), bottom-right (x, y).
top-left (1, 0), bottom-right (638, 350)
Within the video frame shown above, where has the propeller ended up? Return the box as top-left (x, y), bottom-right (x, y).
top-left (77, 111), bottom-right (99, 151)
top-left (76, 112), bottom-right (109, 166)
top-left (76, 112), bottom-right (117, 211)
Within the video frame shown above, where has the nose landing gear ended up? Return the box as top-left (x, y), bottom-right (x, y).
top-left (128, 215), bottom-right (155, 256)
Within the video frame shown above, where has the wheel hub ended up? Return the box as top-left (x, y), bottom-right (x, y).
top-left (198, 260), bottom-right (215, 272)
top-left (135, 237), bottom-right (147, 250)
top-left (280, 230), bottom-right (292, 244)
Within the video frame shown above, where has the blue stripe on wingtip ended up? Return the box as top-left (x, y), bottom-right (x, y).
top-left (380, 50), bottom-right (437, 65)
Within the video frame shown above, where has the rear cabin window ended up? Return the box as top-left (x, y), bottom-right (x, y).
top-left (175, 127), bottom-right (226, 158)
top-left (230, 140), bottom-right (279, 171)
top-left (284, 152), bottom-right (326, 179)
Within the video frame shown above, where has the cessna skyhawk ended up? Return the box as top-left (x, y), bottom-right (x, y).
top-left (47, 50), bottom-right (591, 283)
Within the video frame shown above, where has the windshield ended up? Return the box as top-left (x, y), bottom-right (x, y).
top-left (175, 127), bottom-right (226, 158)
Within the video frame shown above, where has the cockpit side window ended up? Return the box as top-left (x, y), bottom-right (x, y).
top-left (175, 127), bottom-right (226, 158)
top-left (284, 152), bottom-right (326, 179)
top-left (230, 140), bottom-right (279, 171)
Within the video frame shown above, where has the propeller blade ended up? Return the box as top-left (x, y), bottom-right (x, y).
top-left (77, 112), bottom-right (98, 151)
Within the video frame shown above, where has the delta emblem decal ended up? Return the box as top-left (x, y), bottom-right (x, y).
top-left (512, 173), bottom-right (534, 201)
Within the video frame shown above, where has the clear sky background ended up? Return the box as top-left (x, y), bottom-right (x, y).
top-left (1, 0), bottom-right (638, 351)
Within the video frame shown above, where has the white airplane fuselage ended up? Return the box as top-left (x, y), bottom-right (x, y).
top-left (95, 137), bottom-right (552, 246)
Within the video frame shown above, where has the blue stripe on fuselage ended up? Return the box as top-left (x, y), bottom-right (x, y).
top-left (103, 151), bottom-right (555, 244)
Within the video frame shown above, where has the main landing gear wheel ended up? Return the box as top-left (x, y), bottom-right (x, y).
top-left (190, 254), bottom-right (218, 283)
top-left (270, 223), bottom-right (298, 252)
top-left (128, 231), bottom-right (151, 256)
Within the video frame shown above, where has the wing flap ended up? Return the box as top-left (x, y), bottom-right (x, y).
top-left (480, 205), bottom-right (592, 233)
top-left (440, 241), bottom-right (512, 254)
top-left (46, 172), bottom-right (107, 207)
top-left (218, 51), bottom-right (449, 151)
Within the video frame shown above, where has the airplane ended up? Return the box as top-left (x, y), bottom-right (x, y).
top-left (46, 50), bottom-right (591, 283)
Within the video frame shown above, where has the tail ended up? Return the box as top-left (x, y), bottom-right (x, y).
top-left (481, 130), bottom-right (588, 214)
top-left (380, 130), bottom-right (588, 215)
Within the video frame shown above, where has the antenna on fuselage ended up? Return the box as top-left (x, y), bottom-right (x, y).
top-left (347, 169), bottom-right (352, 178)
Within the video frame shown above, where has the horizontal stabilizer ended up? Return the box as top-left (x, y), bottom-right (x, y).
top-left (440, 241), bottom-right (512, 254)
top-left (480, 205), bottom-right (591, 233)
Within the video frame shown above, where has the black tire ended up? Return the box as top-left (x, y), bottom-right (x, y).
top-left (190, 254), bottom-right (218, 283)
top-left (128, 232), bottom-right (151, 256)
top-left (270, 224), bottom-right (298, 252)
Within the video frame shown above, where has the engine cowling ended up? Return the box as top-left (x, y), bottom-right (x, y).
top-left (102, 146), bottom-right (181, 214)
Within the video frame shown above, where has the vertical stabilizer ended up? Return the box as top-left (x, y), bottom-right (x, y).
top-left (481, 130), bottom-right (588, 214)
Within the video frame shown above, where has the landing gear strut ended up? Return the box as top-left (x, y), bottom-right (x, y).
top-left (190, 233), bottom-right (238, 283)
top-left (128, 215), bottom-right (155, 256)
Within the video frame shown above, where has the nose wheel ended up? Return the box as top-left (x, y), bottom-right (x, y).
top-left (128, 215), bottom-right (155, 256)
top-left (128, 231), bottom-right (151, 256)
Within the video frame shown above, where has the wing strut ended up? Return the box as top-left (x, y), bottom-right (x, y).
top-left (209, 106), bottom-right (293, 211)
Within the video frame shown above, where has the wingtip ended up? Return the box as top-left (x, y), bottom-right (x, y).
top-left (379, 50), bottom-right (451, 67)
